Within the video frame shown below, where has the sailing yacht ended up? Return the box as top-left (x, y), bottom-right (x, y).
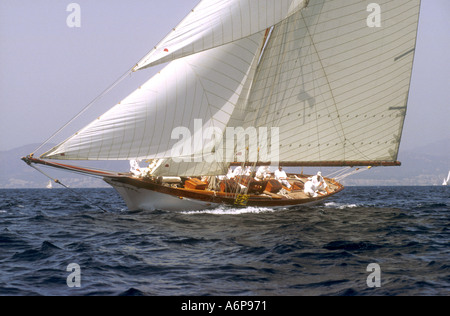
top-left (23, 0), bottom-right (421, 211)
top-left (443, 171), bottom-right (450, 186)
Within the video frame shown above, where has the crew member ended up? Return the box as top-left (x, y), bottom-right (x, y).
top-left (312, 171), bottom-right (329, 194)
top-left (255, 166), bottom-right (271, 181)
top-left (275, 166), bottom-right (291, 189)
top-left (304, 177), bottom-right (317, 197)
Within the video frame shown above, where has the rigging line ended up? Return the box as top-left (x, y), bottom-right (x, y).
top-left (299, 7), bottom-right (349, 158)
top-left (264, 9), bottom-right (324, 165)
top-left (133, 0), bottom-right (203, 71)
top-left (26, 163), bottom-right (109, 213)
top-left (236, 162), bottom-right (246, 199)
top-left (311, 44), bottom-right (322, 162)
top-left (326, 166), bottom-right (352, 178)
top-left (262, 8), bottom-right (329, 165)
top-left (33, 67), bottom-right (134, 156)
top-left (335, 166), bottom-right (373, 181)
top-left (299, 6), bottom-right (386, 162)
top-left (240, 24), bottom-right (283, 167)
top-left (225, 29), bottom-right (273, 178)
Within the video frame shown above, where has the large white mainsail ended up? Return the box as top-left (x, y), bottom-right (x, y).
top-left (239, 0), bottom-right (421, 165)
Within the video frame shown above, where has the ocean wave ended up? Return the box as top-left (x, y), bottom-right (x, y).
top-left (180, 206), bottom-right (277, 215)
top-left (323, 240), bottom-right (382, 251)
top-left (323, 202), bottom-right (359, 209)
top-left (1, 187), bottom-right (448, 296)
top-left (11, 241), bottom-right (62, 262)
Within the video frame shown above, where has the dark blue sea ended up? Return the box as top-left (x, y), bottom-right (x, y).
top-left (0, 186), bottom-right (448, 297)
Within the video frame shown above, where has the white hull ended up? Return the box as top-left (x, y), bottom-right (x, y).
top-left (106, 179), bottom-right (221, 211)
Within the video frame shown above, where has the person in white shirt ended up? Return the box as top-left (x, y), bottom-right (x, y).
top-left (274, 166), bottom-right (291, 189)
top-left (255, 166), bottom-right (271, 181)
top-left (312, 171), bottom-right (328, 194)
top-left (304, 177), bottom-right (318, 197)
top-left (233, 166), bottom-right (243, 178)
top-left (225, 167), bottom-right (234, 180)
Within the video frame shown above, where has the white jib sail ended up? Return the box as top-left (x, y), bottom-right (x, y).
top-left (42, 32), bottom-right (266, 168)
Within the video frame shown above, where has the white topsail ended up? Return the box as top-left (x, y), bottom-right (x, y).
top-left (42, 0), bottom-right (422, 176)
top-left (134, 0), bottom-right (309, 70)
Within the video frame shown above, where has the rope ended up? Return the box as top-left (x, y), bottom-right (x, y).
top-left (27, 163), bottom-right (109, 213)
top-left (33, 68), bottom-right (134, 155)
top-left (335, 166), bottom-right (373, 181)
top-left (326, 167), bottom-right (352, 179)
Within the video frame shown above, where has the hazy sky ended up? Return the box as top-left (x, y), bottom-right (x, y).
top-left (0, 0), bottom-right (449, 159)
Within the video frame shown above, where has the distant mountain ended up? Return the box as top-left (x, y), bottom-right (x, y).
top-left (1, 139), bottom-right (448, 188)
top-left (340, 137), bottom-right (450, 186)
top-left (0, 144), bottom-right (128, 188)
top-left (289, 138), bottom-right (449, 186)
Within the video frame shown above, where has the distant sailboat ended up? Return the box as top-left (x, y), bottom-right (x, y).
top-left (22, 0), bottom-right (421, 211)
top-left (46, 180), bottom-right (53, 189)
top-left (443, 171), bottom-right (450, 186)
